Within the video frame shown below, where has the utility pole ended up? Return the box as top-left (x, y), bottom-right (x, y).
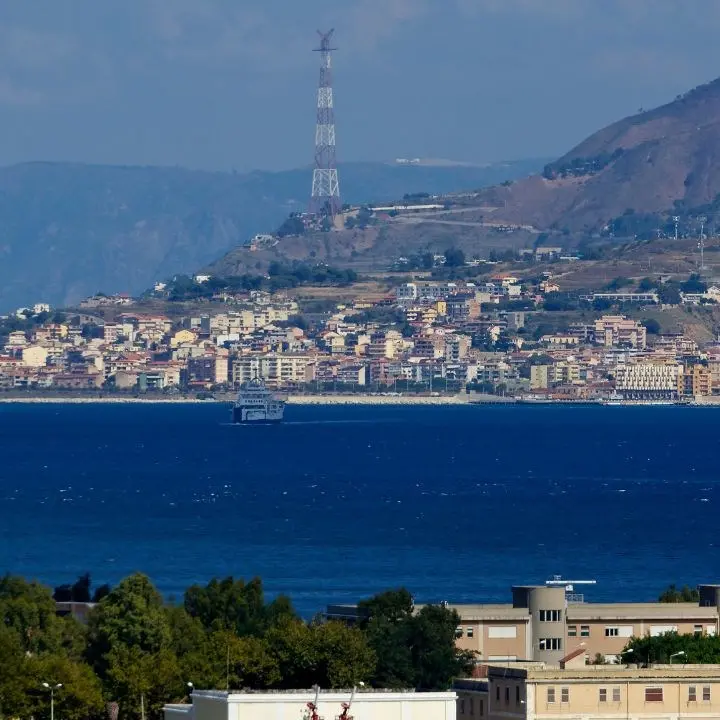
top-left (310, 30), bottom-right (341, 218)
top-left (698, 216), bottom-right (707, 272)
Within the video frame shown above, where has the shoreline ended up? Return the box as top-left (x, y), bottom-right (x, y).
top-left (0, 394), bottom-right (470, 405)
top-left (0, 394), bottom-right (718, 406)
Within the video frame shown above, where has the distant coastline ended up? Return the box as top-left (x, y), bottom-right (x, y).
top-left (1, 393), bottom-right (718, 406)
top-left (0, 393), bottom-right (470, 406)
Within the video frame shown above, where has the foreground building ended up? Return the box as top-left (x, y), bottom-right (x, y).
top-left (165, 689), bottom-right (457, 720)
top-left (456, 663), bottom-right (720, 720)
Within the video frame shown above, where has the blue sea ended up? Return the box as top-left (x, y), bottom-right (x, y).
top-left (0, 403), bottom-right (717, 616)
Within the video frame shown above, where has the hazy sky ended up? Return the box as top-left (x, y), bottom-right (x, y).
top-left (1, 0), bottom-right (719, 172)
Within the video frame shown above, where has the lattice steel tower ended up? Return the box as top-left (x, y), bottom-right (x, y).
top-left (310, 29), bottom-right (341, 217)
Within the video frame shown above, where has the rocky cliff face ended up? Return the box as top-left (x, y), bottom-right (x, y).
top-left (476, 78), bottom-right (720, 233)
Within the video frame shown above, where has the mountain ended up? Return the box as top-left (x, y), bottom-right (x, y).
top-left (472, 77), bottom-right (720, 233)
top-left (0, 158), bottom-right (543, 311)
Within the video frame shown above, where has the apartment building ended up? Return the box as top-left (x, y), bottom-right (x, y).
top-left (614, 362), bottom-right (681, 400)
top-left (231, 354), bottom-right (314, 387)
top-left (594, 316), bottom-right (647, 349)
top-left (678, 365), bottom-right (712, 398)
top-left (456, 664), bottom-right (720, 720)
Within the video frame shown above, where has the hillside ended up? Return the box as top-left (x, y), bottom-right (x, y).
top-left (0, 158), bottom-right (542, 311)
top-left (206, 217), bottom-right (537, 278)
top-left (472, 77), bottom-right (720, 233)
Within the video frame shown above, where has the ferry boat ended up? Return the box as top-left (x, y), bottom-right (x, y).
top-left (232, 379), bottom-right (285, 424)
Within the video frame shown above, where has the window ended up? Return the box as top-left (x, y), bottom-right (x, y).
top-left (547, 688), bottom-right (556, 704)
top-left (460, 699), bottom-right (465, 714)
top-left (645, 687), bottom-right (663, 702)
top-left (505, 688), bottom-right (510, 705)
top-left (689, 686), bottom-right (697, 702)
top-left (470, 698), bottom-right (474, 715)
top-left (479, 699), bottom-right (484, 716)
top-left (488, 626), bottom-right (517, 639)
top-left (539, 609), bottom-right (562, 622)
top-left (703, 686), bottom-right (711, 702)
top-left (561, 688), bottom-right (569, 703)
top-left (612, 688), bottom-right (621, 703)
top-left (599, 689), bottom-right (607, 703)
top-left (605, 627), bottom-right (619, 637)
top-left (456, 626), bottom-right (463, 638)
top-left (467, 627), bottom-right (474, 638)
top-left (581, 625), bottom-right (590, 637)
top-left (694, 625), bottom-right (703, 635)
top-left (539, 637), bottom-right (562, 651)
top-left (568, 625), bottom-right (577, 637)
top-left (496, 686), bottom-right (500, 702)
top-left (516, 686), bottom-right (520, 705)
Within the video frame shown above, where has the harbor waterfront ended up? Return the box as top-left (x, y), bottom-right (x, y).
top-left (1, 402), bottom-right (718, 617)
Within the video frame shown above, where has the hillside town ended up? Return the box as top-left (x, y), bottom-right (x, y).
top-left (2, 268), bottom-right (720, 403)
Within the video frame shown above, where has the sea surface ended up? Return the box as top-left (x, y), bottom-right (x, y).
top-left (0, 403), bottom-right (718, 616)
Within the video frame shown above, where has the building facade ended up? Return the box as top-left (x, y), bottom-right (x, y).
top-left (456, 664), bottom-right (720, 720)
top-left (165, 689), bottom-right (456, 720)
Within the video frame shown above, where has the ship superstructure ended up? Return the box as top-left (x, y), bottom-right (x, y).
top-left (232, 379), bottom-right (285, 424)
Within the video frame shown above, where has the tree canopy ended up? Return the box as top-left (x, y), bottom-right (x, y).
top-left (0, 574), bottom-right (473, 720)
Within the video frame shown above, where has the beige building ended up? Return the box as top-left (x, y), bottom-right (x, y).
top-left (595, 316), bottom-right (647, 349)
top-left (678, 365), bottom-right (712, 398)
top-left (231, 354), bottom-right (315, 387)
top-left (456, 664), bottom-right (720, 720)
top-left (328, 584), bottom-right (720, 666)
top-left (450, 584), bottom-right (720, 665)
top-left (21, 345), bottom-right (49, 367)
top-left (165, 689), bottom-right (456, 720)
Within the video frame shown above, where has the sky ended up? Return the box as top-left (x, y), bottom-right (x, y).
top-left (1, 0), bottom-right (720, 172)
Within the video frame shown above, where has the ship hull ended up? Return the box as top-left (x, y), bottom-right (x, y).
top-left (232, 407), bottom-right (284, 424)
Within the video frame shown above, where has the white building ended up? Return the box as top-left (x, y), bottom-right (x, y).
top-left (165, 689), bottom-right (456, 720)
top-left (614, 363), bottom-right (680, 400)
top-left (396, 283), bottom-right (419, 303)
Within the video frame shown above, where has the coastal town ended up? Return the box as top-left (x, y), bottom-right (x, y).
top-left (2, 260), bottom-right (720, 403)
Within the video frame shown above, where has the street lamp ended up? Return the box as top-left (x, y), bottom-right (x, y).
top-left (41, 683), bottom-right (62, 720)
top-left (187, 682), bottom-right (194, 696)
top-left (670, 651), bottom-right (686, 664)
top-left (619, 649), bottom-right (634, 661)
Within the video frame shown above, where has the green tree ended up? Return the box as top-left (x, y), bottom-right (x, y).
top-left (638, 277), bottom-right (657, 292)
top-left (184, 576), bottom-right (296, 637)
top-left (358, 590), bottom-right (473, 690)
top-left (105, 645), bottom-right (182, 720)
top-left (443, 248), bottom-right (466, 268)
top-left (28, 654), bottom-right (104, 720)
top-left (624, 631), bottom-right (720, 665)
top-left (658, 584), bottom-right (700, 603)
top-left (0, 575), bottom-right (84, 658)
top-left (409, 605), bottom-right (475, 690)
top-left (87, 573), bottom-right (172, 674)
top-left (658, 283), bottom-right (682, 305)
top-left (642, 318), bottom-right (662, 335)
top-left (680, 274), bottom-right (707, 293)
top-left (266, 620), bottom-right (375, 689)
